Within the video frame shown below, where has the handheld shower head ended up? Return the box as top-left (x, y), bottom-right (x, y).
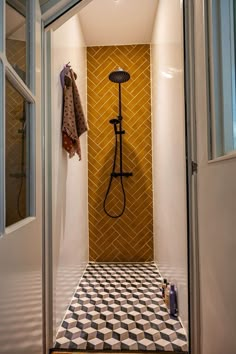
top-left (109, 68), bottom-right (130, 84)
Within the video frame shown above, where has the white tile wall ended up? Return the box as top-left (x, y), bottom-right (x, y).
top-left (51, 13), bottom-right (89, 339)
top-left (151, 0), bottom-right (188, 333)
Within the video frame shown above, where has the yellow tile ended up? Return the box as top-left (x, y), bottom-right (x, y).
top-left (87, 45), bottom-right (153, 262)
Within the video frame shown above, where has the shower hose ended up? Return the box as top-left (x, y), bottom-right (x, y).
top-left (103, 128), bottom-right (126, 218)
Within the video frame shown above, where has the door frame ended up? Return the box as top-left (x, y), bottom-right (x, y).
top-left (0, 1), bottom-right (44, 354)
top-left (41, 1), bottom-right (201, 354)
top-left (183, 1), bottom-right (201, 354)
top-left (41, 2), bottom-right (92, 352)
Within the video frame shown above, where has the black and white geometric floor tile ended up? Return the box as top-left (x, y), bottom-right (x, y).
top-left (55, 263), bottom-right (188, 352)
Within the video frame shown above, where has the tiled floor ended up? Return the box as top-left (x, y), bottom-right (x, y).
top-left (54, 263), bottom-right (188, 352)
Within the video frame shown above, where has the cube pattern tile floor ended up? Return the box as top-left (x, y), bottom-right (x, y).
top-left (54, 263), bottom-right (188, 351)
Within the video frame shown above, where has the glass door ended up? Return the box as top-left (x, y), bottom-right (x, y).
top-left (0, 1), bottom-right (43, 354)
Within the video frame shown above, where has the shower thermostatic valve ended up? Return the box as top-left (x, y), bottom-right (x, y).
top-left (111, 172), bottom-right (133, 178)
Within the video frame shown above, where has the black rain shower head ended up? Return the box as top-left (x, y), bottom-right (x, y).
top-left (109, 67), bottom-right (130, 83)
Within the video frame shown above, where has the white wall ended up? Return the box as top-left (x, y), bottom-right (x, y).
top-left (151, 0), bottom-right (188, 332)
top-left (194, 1), bottom-right (236, 353)
top-left (51, 14), bottom-right (88, 338)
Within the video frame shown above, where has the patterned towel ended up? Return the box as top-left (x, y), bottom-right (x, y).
top-left (61, 68), bottom-right (87, 160)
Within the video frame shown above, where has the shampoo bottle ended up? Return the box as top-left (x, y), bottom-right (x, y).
top-left (169, 283), bottom-right (177, 316)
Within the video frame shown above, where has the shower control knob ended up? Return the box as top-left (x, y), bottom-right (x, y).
top-left (111, 172), bottom-right (133, 177)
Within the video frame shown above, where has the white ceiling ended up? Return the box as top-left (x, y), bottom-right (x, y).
top-left (78, 0), bottom-right (159, 47)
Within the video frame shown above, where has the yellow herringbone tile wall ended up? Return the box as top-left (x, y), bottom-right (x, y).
top-left (87, 45), bottom-right (153, 262)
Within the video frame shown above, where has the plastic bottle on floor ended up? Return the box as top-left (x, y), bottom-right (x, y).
top-left (169, 283), bottom-right (177, 316)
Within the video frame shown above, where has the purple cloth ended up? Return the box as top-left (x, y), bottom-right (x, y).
top-left (60, 65), bottom-right (70, 88)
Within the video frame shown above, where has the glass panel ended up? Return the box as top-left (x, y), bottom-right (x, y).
top-left (207, 0), bottom-right (236, 158)
top-left (5, 78), bottom-right (30, 226)
top-left (5, 1), bottom-right (27, 83)
top-left (0, 61), bottom-right (4, 235)
top-left (233, 0), bottom-right (236, 149)
top-left (0, 2), bottom-right (4, 52)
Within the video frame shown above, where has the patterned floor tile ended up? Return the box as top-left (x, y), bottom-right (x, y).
top-left (69, 336), bottom-right (87, 349)
top-left (104, 337), bottom-right (121, 350)
top-left (80, 327), bottom-right (97, 340)
top-left (65, 327), bottom-right (81, 340)
top-left (54, 262), bottom-right (188, 351)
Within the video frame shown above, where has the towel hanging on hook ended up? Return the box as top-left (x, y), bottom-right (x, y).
top-left (60, 64), bottom-right (87, 160)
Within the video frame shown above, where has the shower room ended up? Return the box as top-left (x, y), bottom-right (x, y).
top-left (45, 0), bottom-right (188, 351)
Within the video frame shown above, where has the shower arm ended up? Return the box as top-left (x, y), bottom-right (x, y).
top-left (118, 83), bottom-right (122, 120)
top-left (119, 83), bottom-right (123, 175)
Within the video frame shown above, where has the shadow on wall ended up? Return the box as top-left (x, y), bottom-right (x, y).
top-left (0, 269), bottom-right (42, 354)
top-left (90, 139), bottom-right (153, 262)
top-left (54, 76), bottom-right (68, 262)
top-left (55, 151), bottom-right (68, 246)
